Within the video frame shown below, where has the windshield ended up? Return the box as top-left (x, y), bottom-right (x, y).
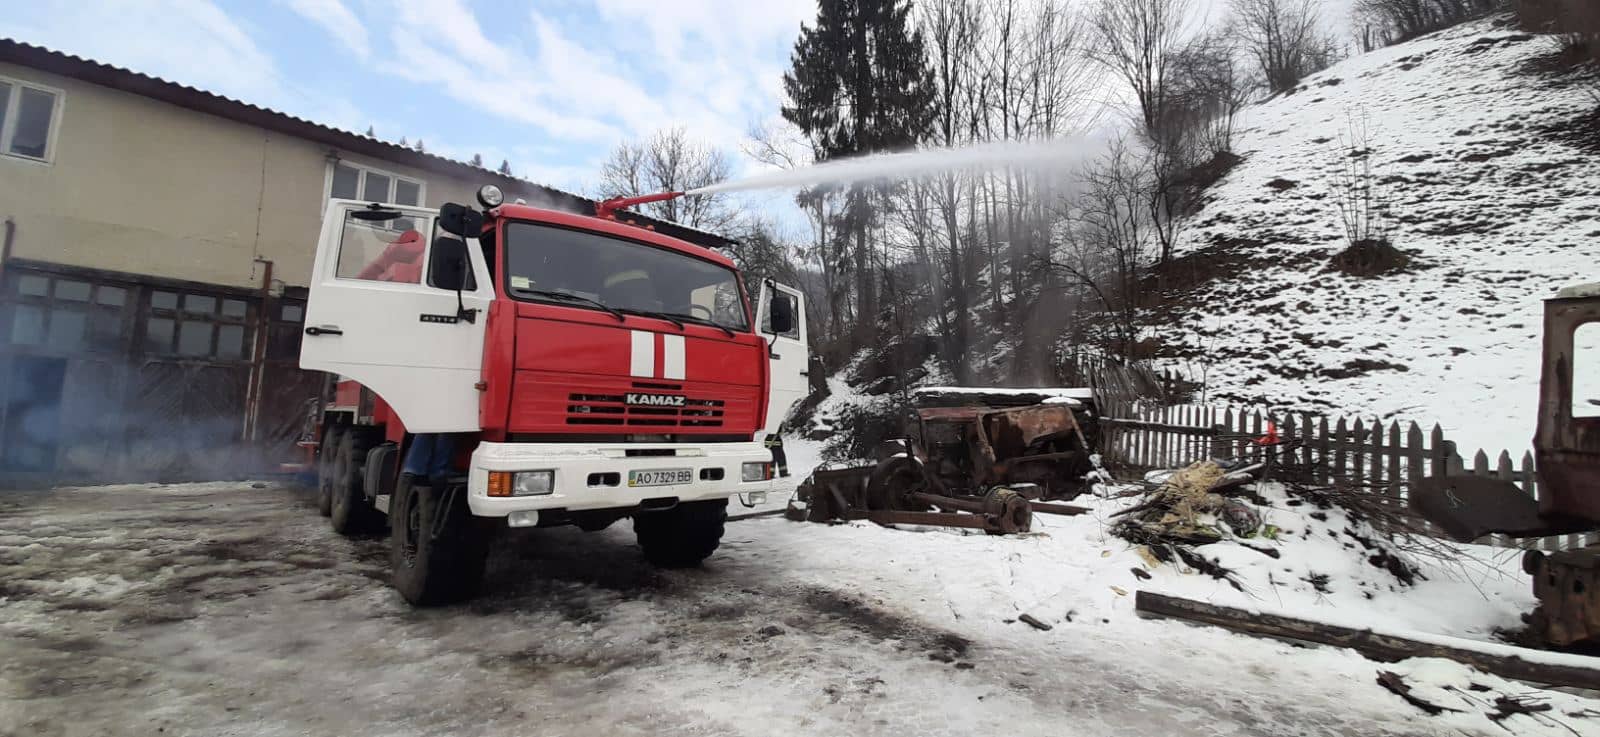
top-left (502, 221), bottom-right (749, 331)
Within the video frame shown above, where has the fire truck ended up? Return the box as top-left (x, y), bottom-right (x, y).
top-left (299, 185), bottom-right (808, 605)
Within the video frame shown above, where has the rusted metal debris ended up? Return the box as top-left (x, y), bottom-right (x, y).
top-left (1523, 546), bottom-right (1600, 647)
top-left (792, 400), bottom-right (1095, 535)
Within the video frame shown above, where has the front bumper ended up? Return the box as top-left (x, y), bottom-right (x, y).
top-left (466, 440), bottom-right (775, 517)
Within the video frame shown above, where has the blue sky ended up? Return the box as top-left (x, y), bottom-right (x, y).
top-left (1, 0), bottom-right (815, 197)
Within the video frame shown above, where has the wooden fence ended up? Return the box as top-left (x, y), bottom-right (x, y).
top-left (1096, 400), bottom-right (1595, 551)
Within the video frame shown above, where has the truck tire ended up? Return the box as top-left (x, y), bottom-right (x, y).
top-left (633, 499), bottom-right (727, 568)
top-left (330, 429), bottom-right (383, 535)
top-left (390, 476), bottom-right (489, 605)
top-left (316, 426), bottom-right (345, 517)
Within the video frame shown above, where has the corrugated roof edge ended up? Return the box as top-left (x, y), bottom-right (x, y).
top-left (0, 38), bottom-right (735, 250)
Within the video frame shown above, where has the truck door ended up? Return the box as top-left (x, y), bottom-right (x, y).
top-left (756, 281), bottom-right (809, 434)
top-left (300, 200), bottom-right (494, 432)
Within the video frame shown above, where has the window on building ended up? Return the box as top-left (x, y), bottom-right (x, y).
top-left (0, 77), bottom-right (62, 163)
top-left (3, 272), bottom-right (128, 353)
top-left (141, 288), bottom-right (254, 362)
top-left (328, 161), bottom-right (423, 206)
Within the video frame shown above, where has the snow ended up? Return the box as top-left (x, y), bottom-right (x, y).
top-left (1381, 657), bottom-right (1600, 733)
top-left (1558, 282), bottom-right (1600, 300)
top-left (1161, 17), bottom-right (1600, 459)
top-left (3, 473), bottom-right (1594, 736)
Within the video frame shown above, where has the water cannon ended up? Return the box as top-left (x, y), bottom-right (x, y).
top-left (594, 191), bottom-right (685, 221)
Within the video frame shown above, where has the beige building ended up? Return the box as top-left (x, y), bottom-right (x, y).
top-left (0, 39), bottom-right (727, 483)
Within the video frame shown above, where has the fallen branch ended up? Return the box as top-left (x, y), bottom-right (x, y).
top-left (1134, 591), bottom-right (1600, 691)
top-left (1377, 671), bottom-right (1459, 715)
top-left (1018, 613), bottom-right (1053, 631)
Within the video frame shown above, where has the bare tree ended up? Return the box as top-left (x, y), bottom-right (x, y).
top-left (1355, 0), bottom-right (1508, 45)
top-left (1043, 138), bottom-right (1159, 356)
top-left (599, 127), bottom-right (738, 231)
top-left (1230, 0), bottom-right (1334, 94)
top-left (1165, 29), bottom-right (1254, 157)
top-left (1089, 0), bottom-right (1198, 136)
top-left (745, 119), bottom-right (850, 346)
top-left (1329, 115), bottom-right (1389, 247)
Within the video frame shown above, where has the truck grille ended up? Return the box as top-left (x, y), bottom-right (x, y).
top-left (566, 389), bottom-right (726, 428)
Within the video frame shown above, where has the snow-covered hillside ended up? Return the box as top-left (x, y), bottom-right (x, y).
top-left (1163, 17), bottom-right (1599, 457)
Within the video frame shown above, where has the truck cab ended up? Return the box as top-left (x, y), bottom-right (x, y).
top-left (299, 186), bottom-right (808, 604)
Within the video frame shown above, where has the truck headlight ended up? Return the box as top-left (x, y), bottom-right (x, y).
top-left (477, 184), bottom-right (504, 208)
top-left (741, 461), bottom-right (774, 482)
top-left (513, 470), bottom-right (555, 495)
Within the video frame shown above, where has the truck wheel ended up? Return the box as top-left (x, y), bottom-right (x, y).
top-left (633, 499), bottom-right (727, 568)
top-left (316, 426), bottom-right (345, 517)
top-left (330, 429), bottom-right (382, 535)
top-left (390, 476), bottom-right (490, 605)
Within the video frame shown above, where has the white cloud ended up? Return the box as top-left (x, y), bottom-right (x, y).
top-left (0, 0), bottom-right (286, 107)
top-left (361, 0), bottom-right (810, 160)
top-left (282, 0), bottom-right (370, 60)
top-left (0, 0), bottom-right (368, 134)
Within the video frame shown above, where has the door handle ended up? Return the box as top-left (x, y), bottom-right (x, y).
top-left (305, 325), bottom-right (343, 336)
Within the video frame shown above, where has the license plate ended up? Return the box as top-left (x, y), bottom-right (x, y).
top-left (629, 468), bottom-right (692, 487)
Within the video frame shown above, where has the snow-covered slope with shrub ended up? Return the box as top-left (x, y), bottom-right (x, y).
top-left (1162, 17), bottom-right (1600, 457)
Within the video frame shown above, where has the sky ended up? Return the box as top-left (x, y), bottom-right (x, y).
top-left (1, 0), bottom-right (1360, 226)
top-left (0, 0), bottom-right (814, 199)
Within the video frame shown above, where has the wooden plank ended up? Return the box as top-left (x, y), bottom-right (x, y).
top-left (1139, 404), bottom-right (1152, 468)
top-left (1301, 410), bottom-right (1316, 474)
top-left (1133, 591), bottom-right (1600, 691)
top-left (1249, 411), bottom-right (1262, 464)
top-left (1430, 424), bottom-right (1447, 478)
top-left (1317, 415), bottom-right (1332, 484)
top-left (1334, 417), bottom-right (1349, 480)
top-left (1222, 408), bottom-right (1235, 459)
top-left (1406, 423), bottom-right (1425, 493)
top-left (1282, 414), bottom-right (1298, 470)
top-left (1352, 419), bottom-right (1366, 487)
top-left (1370, 418), bottom-right (1384, 490)
top-left (1387, 422), bottom-right (1403, 499)
top-left (1165, 405), bottom-right (1176, 467)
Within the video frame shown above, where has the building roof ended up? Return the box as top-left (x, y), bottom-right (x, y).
top-left (0, 38), bottom-right (734, 250)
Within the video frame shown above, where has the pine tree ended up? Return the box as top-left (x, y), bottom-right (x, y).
top-left (365, 125), bottom-right (375, 137)
top-left (470, 153), bottom-right (484, 167)
top-left (782, 0), bottom-right (935, 350)
top-left (498, 159), bottom-right (513, 175)
top-left (415, 139), bottom-right (426, 153)
top-left (399, 136), bottom-right (408, 146)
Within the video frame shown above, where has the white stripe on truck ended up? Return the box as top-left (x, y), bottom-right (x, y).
top-left (662, 334), bottom-right (685, 380)
top-left (630, 330), bottom-right (654, 377)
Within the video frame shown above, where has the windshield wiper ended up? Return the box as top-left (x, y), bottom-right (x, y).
top-left (516, 288), bottom-right (625, 322)
top-left (660, 312), bottom-right (736, 338)
top-left (617, 307), bottom-right (684, 331)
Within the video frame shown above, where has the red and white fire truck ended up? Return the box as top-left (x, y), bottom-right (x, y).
top-left (299, 185), bottom-right (808, 604)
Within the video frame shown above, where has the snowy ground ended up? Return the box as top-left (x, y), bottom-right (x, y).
top-left (1163, 16), bottom-right (1600, 458)
top-left (4, 474), bottom-right (1597, 736)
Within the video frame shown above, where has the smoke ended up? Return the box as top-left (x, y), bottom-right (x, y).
top-left (687, 136), bottom-right (1101, 195)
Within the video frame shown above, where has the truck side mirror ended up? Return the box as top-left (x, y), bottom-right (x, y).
top-left (437, 202), bottom-right (483, 238)
top-left (768, 293), bottom-right (795, 335)
top-left (428, 236), bottom-right (473, 292)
